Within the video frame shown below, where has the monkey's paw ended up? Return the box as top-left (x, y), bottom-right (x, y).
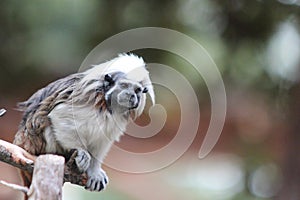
top-left (75, 149), bottom-right (91, 172)
top-left (85, 168), bottom-right (109, 191)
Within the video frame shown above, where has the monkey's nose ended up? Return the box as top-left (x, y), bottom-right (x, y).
top-left (129, 94), bottom-right (138, 108)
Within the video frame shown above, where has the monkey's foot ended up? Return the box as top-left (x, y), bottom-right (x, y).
top-left (85, 168), bottom-right (109, 191)
top-left (75, 149), bottom-right (91, 172)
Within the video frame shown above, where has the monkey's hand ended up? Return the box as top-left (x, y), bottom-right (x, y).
top-left (86, 165), bottom-right (108, 191)
top-left (74, 149), bottom-right (108, 191)
top-left (75, 149), bottom-right (91, 172)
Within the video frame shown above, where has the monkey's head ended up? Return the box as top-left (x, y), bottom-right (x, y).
top-left (80, 54), bottom-right (155, 116)
top-left (103, 73), bottom-right (149, 115)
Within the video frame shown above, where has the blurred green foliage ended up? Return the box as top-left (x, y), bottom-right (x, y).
top-left (1, 0), bottom-right (299, 96)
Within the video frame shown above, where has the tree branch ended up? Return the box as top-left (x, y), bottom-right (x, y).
top-left (0, 180), bottom-right (29, 193)
top-left (0, 108), bottom-right (6, 117)
top-left (63, 150), bottom-right (88, 186)
top-left (0, 139), bottom-right (87, 187)
top-left (27, 155), bottom-right (65, 200)
top-left (0, 139), bottom-right (35, 173)
top-left (0, 109), bottom-right (87, 198)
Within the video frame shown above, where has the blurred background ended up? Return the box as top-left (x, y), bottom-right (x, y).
top-left (0, 0), bottom-right (300, 199)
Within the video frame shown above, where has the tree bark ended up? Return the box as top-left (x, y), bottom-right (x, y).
top-left (0, 139), bottom-right (35, 172)
top-left (27, 155), bottom-right (64, 200)
top-left (0, 139), bottom-right (88, 198)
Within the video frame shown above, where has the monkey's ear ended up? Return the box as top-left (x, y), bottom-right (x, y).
top-left (103, 74), bottom-right (115, 92)
top-left (142, 87), bottom-right (148, 93)
top-left (104, 74), bottom-right (114, 85)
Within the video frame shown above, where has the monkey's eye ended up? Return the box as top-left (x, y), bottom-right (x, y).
top-left (135, 87), bottom-right (142, 93)
top-left (120, 82), bottom-right (129, 89)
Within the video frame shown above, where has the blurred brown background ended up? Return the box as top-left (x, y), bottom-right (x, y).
top-left (0, 0), bottom-right (300, 199)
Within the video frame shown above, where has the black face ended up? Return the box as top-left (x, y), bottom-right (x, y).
top-left (104, 73), bottom-right (148, 114)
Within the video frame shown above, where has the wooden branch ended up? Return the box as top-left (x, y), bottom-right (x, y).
top-left (0, 180), bottom-right (29, 193)
top-left (0, 139), bottom-right (87, 188)
top-left (0, 109), bottom-right (87, 199)
top-left (64, 150), bottom-right (88, 186)
top-left (64, 150), bottom-right (87, 186)
top-left (0, 139), bottom-right (35, 173)
top-left (0, 108), bottom-right (6, 117)
top-left (27, 155), bottom-right (64, 200)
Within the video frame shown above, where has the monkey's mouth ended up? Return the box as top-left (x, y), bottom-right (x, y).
top-left (119, 97), bottom-right (139, 110)
top-left (129, 102), bottom-right (139, 110)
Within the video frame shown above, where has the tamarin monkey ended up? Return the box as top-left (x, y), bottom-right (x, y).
top-left (14, 54), bottom-right (155, 192)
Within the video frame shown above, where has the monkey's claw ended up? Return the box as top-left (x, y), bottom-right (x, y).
top-left (75, 149), bottom-right (91, 172)
top-left (85, 168), bottom-right (109, 191)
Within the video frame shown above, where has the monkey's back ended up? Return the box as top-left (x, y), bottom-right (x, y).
top-left (13, 74), bottom-right (84, 190)
top-left (14, 74), bottom-right (83, 153)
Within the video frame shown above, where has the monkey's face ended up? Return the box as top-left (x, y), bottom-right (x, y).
top-left (104, 74), bottom-right (148, 114)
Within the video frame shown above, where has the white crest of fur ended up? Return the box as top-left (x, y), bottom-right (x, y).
top-left (82, 54), bottom-right (155, 116)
